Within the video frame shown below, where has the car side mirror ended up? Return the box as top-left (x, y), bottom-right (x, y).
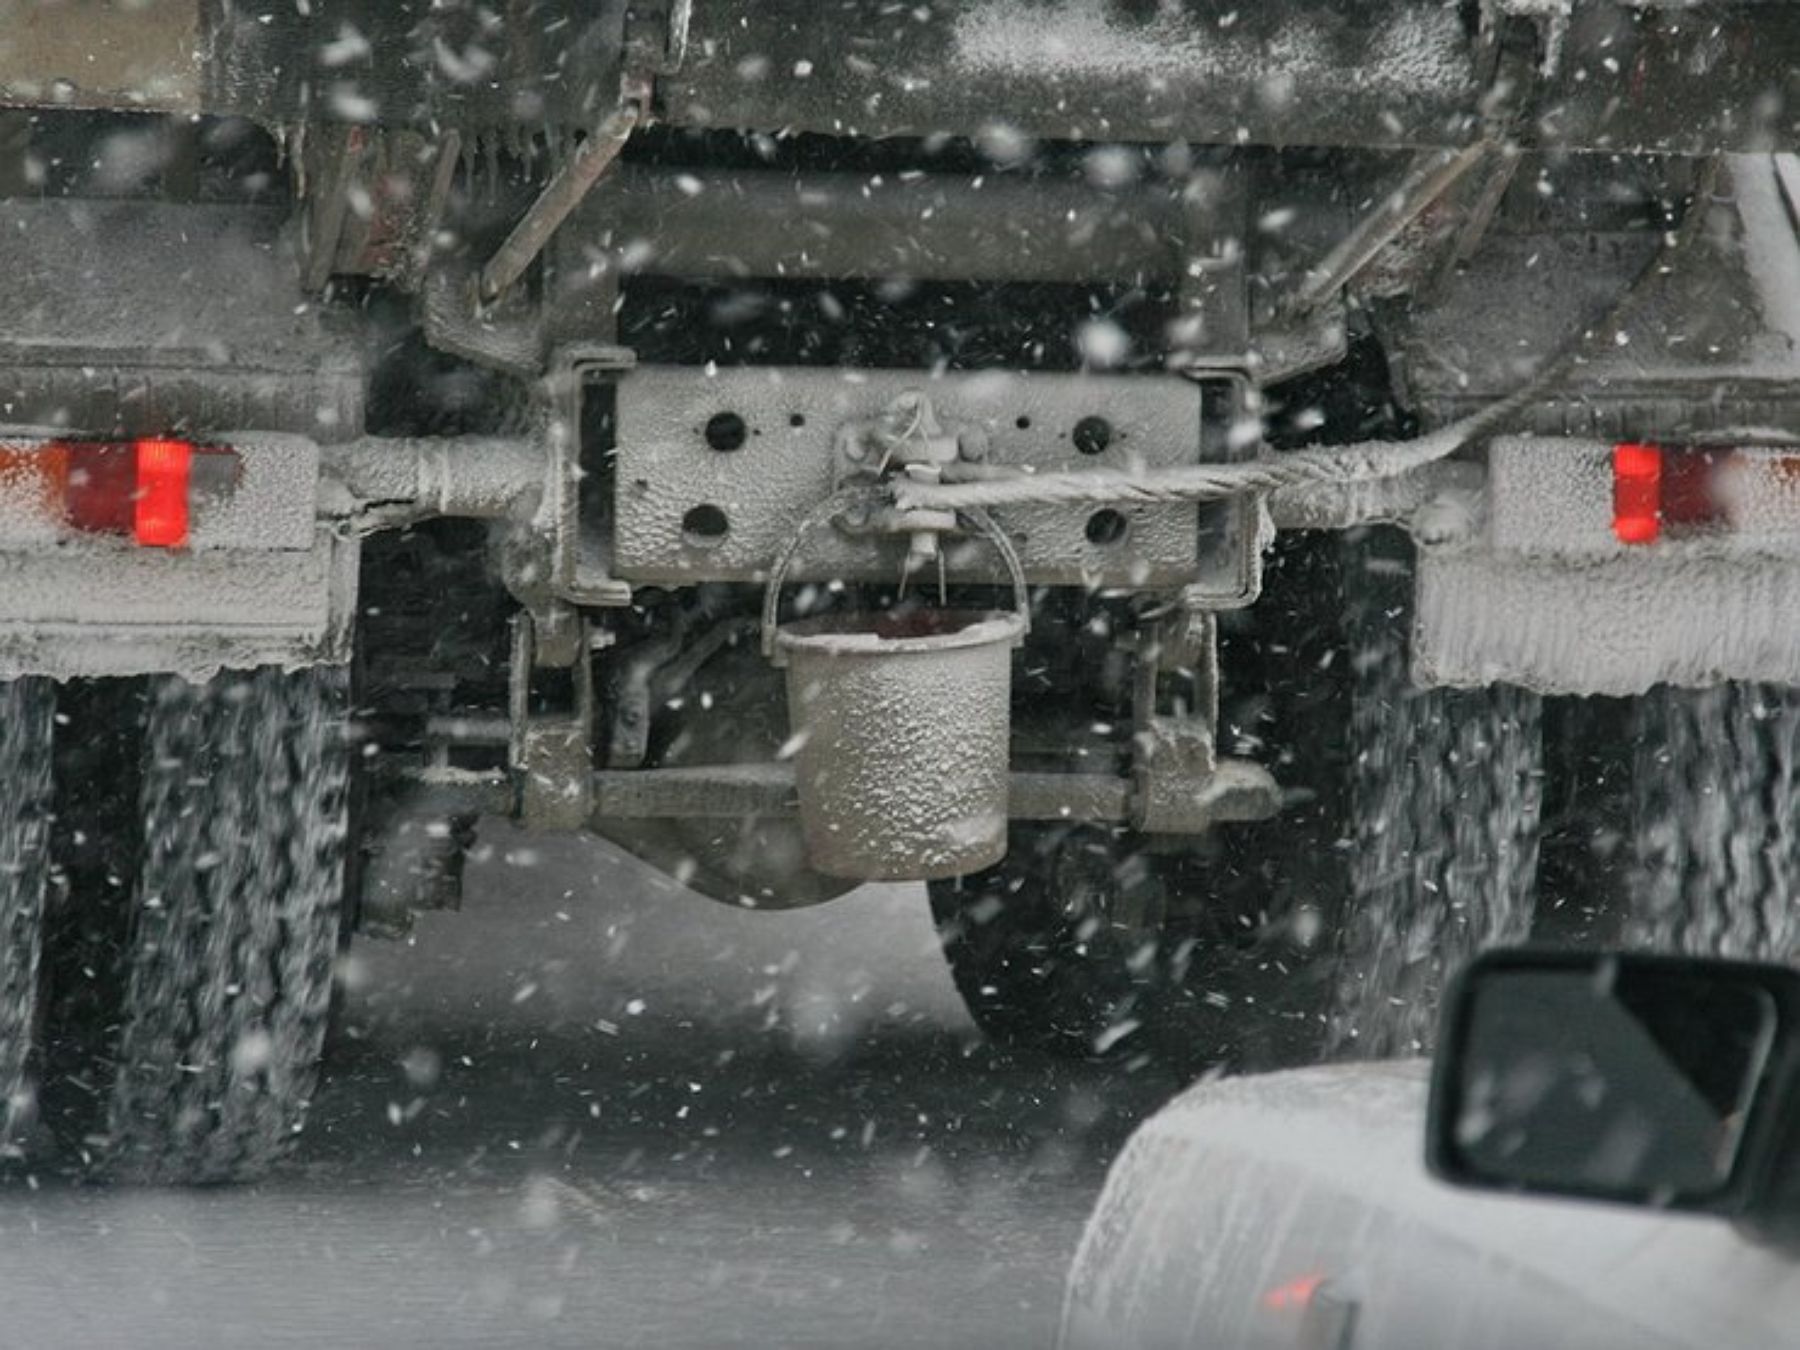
top-left (1428, 949), bottom-right (1800, 1228)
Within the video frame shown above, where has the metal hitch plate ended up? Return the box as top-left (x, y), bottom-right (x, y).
top-left (610, 366), bottom-right (1216, 588)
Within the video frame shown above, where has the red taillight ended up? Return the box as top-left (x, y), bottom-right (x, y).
top-left (1612, 443), bottom-right (1735, 544)
top-left (132, 437), bottom-right (193, 547)
top-left (0, 443), bottom-right (69, 515)
top-left (64, 443), bottom-right (137, 535)
top-left (1612, 442), bottom-right (1662, 544)
top-left (2, 436), bottom-right (231, 547)
top-left (1661, 448), bottom-right (1729, 527)
top-left (1262, 1272), bottom-right (1325, 1312)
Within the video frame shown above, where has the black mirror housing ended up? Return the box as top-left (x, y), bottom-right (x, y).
top-left (1428, 948), bottom-right (1800, 1230)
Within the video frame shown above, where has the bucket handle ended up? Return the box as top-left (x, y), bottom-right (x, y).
top-left (760, 491), bottom-right (1031, 659)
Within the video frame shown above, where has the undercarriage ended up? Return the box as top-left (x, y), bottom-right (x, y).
top-left (4, 0), bottom-right (1800, 1179)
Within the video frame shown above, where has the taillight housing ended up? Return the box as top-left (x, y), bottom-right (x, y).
top-left (1611, 442), bottom-right (1751, 544)
top-left (0, 437), bottom-right (238, 548)
top-left (1612, 442), bottom-right (1663, 544)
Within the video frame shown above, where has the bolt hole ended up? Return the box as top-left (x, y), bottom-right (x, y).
top-left (682, 504), bottom-right (730, 544)
top-left (1015, 415), bottom-right (1032, 430)
top-left (1073, 415), bottom-right (1113, 456)
top-left (1085, 509), bottom-right (1129, 546)
top-left (704, 411), bottom-right (748, 452)
top-left (789, 412), bottom-right (807, 428)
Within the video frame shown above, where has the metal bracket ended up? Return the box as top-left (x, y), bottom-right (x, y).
top-left (422, 262), bottom-right (545, 376)
top-left (479, 104), bottom-right (640, 304)
top-left (299, 126), bottom-right (461, 295)
top-left (1130, 606), bottom-right (1279, 835)
top-left (832, 390), bottom-right (986, 477)
top-left (548, 342), bottom-right (639, 608)
top-left (1284, 142), bottom-right (1496, 321)
top-left (1132, 608), bottom-right (1215, 832)
top-left (475, 0), bottom-right (676, 307)
top-left (610, 365), bottom-right (1223, 589)
top-left (1485, 0), bottom-right (1572, 78)
top-left (663, 1), bottom-right (694, 72)
top-left (508, 607), bottom-right (597, 830)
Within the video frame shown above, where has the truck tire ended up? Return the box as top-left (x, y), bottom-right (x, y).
top-left (929, 825), bottom-right (1191, 1060)
top-left (1630, 683), bottom-right (1800, 958)
top-left (104, 665), bottom-right (351, 1183)
top-left (1326, 531), bottom-right (1543, 1059)
top-left (0, 678), bottom-right (55, 1155)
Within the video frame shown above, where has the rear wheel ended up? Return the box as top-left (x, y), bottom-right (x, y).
top-left (1325, 531), bottom-right (1543, 1059)
top-left (929, 826), bottom-right (1196, 1061)
top-left (1630, 683), bottom-right (1800, 959)
top-left (0, 678), bottom-right (55, 1155)
top-left (100, 665), bottom-right (351, 1183)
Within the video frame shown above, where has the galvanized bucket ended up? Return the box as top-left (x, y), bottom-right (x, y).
top-left (761, 502), bottom-right (1029, 881)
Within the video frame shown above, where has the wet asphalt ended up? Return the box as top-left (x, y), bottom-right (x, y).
top-left (0, 831), bottom-right (1186, 1350)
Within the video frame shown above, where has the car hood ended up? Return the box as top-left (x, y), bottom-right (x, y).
top-left (1061, 1060), bottom-right (1800, 1350)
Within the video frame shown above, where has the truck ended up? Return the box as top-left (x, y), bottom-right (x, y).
top-left (2, 0), bottom-right (1799, 1182)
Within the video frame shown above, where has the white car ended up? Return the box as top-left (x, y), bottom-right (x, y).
top-left (1061, 951), bottom-right (1800, 1350)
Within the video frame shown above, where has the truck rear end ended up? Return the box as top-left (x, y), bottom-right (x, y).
top-left (3, 0), bottom-right (1799, 1181)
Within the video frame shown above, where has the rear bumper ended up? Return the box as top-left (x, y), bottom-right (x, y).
top-left (0, 526), bottom-right (357, 682)
top-left (1413, 437), bottom-right (1800, 696)
top-left (1416, 550), bottom-right (1800, 696)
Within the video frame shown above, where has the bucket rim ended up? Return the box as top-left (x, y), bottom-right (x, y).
top-left (774, 608), bottom-right (1026, 658)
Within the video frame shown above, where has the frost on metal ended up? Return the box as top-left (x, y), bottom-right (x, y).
top-left (951, 0), bottom-right (1471, 97)
top-left (1415, 436), bottom-right (1800, 696)
top-left (0, 0), bottom-right (202, 109)
top-left (1492, 0), bottom-right (1574, 73)
top-left (1416, 550), bottom-right (1800, 697)
top-left (1061, 1061), bottom-right (1786, 1350)
top-left (780, 610), bottom-right (1024, 881)
top-left (611, 366), bottom-right (1209, 588)
top-left (0, 530), bottom-right (359, 682)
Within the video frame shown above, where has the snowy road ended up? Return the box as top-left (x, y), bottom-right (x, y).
top-left (0, 833), bottom-right (1184, 1349)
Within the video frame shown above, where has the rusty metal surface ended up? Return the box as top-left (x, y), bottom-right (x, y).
top-left (0, 199), bottom-right (349, 367)
top-left (0, 0), bottom-right (201, 110)
top-left (577, 166), bottom-right (1198, 285)
top-left (299, 126), bottom-right (459, 292)
top-left (0, 197), bottom-right (366, 438)
top-left (1393, 156), bottom-right (1800, 427)
top-left (7, 2), bottom-right (1800, 156)
top-left (661, 0), bottom-right (1483, 151)
top-left (481, 105), bottom-right (640, 301)
top-left (611, 366), bottom-right (1213, 588)
top-left (203, 0), bottom-right (629, 134)
top-left (660, 1), bottom-right (1800, 154)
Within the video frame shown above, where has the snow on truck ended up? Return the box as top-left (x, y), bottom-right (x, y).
top-left (2, 0), bottom-right (1799, 1183)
